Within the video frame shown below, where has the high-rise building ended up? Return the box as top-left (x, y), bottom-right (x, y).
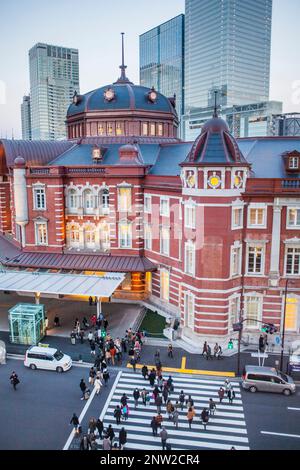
top-left (184, 0), bottom-right (272, 139)
top-left (21, 95), bottom-right (32, 140)
top-left (272, 113), bottom-right (300, 136)
top-left (29, 43), bottom-right (79, 140)
top-left (140, 14), bottom-right (185, 123)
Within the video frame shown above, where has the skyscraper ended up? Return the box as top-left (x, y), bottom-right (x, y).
top-left (29, 43), bottom-right (79, 140)
top-left (140, 15), bottom-right (185, 122)
top-left (184, 0), bottom-right (272, 139)
top-left (21, 95), bottom-right (32, 140)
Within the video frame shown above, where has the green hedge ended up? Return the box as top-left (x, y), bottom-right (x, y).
top-left (139, 309), bottom-right (166, 338)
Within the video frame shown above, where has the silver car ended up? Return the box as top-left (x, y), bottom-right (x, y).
top-left (242, 365), bottom-right (296, 396)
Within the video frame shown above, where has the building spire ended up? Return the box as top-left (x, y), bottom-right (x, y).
top-left (114, 32), bottom-right (133, 84)
top-left (213, 90), bottom-right (218, 118)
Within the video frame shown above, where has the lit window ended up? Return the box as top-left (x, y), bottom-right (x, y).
top-left (231, 244), bottom-right (242, 277)
top-left (229, 296), bottom-right (240, 332)
top-left (184, 292), bottom-right (195, 329)
top-left (286, 247), bottom-right (300, 275)
top-left (33, 187), bottom-right (46, 210)
top-left (232, 207), bottom-right (243, 229)
top-left (99, 222), bottom-right (110, 251)
top-left (98, 123), bottom-right (105, 136)
top-left (289, 156), bottom-right (299, 169)
top-left (118, 187), bottom-right (132, 212)
top-left (144, 194), bottom-right (151, 213)
top-left (142, 122), bottom-right (148, 136)
top-left (160, 226), bottom-right (170, 256)
top-left (184, 241), bottom-right (195, 276)
top-left (248, 207), bottom-right (266, 227)
top-left (145, 272), bottom-right (152, 293)
top-left (144, 224), bottom-right (152, 250)
top-left (287, 208), bottom-right (300, 228)
top-left (247, 245), bottom-right (264, 275)
top-left (285, 297), bottom-right (298, 331)
top-left (185, 204), bottom-right (196, 229)
top-left (69, 224), bottom-right (80, 247)
top-left (85, 225), bottom-right (95, 248)
top-left (35, 222), bottom-right (48, 245)
top-left (160, 269), bottom-right (169, 301)
top-left (160, 198), bottom-right (169, 217)
top-left (245, 296), bottom-right (262, 328)
top-left (150, 123), bottom-right (156, 136)
top-left (107, 123), bottom-right (113, 135)
top-left (116, 123), bottom-right (124, 136)
top-left (158, 123), bottom-right (163, 136)
top-left (119, 221), bottom-right (132, 248)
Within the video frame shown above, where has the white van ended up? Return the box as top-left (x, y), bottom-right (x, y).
top-left (24, 346), bottom-right (72, 373)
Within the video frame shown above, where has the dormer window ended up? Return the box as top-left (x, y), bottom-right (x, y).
top-left (289, 156), bottom-right (299, 170)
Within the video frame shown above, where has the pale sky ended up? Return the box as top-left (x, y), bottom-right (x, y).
top-left (0, 0), bottom-right (299, 138)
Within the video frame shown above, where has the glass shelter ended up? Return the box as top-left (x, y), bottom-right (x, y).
top-left (8, 303), bottom-right (45, 345)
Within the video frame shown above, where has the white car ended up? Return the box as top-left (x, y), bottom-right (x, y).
top-left (24, 346), bottom-right (72, 373)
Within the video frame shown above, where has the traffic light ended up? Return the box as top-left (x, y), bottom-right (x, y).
top-left (261, 323), bottom-right (278, 334)
top-left (101, 329), bottom-right (106, 338)
top-left (228, 339), bottom-right (234, 350)
top-left (261, 324), bottom-right (268, 333)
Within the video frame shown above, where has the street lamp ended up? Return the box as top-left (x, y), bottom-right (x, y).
top-left (280, 278), bottom-right (296, 371)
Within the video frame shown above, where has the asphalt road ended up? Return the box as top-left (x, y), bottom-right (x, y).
top-left (0, 358), bottom-right (116, 450)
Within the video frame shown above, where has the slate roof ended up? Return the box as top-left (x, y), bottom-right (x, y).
top-left (67, 83), bottom-right (176, 117)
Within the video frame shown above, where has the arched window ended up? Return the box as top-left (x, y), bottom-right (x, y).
top-left (84, 224), bottom-right (96, 249)
top-left (100, 188), bottom-right (109, 214)
top-left (119, 220), bottom-right (132, 249)
top-left (99, 222), bottom-right (110, 251)
top-left (68, 188), bottom-right (77, 212)
top-left (83, 189), bottom-right (93, 213)
top-left (68, 223), bottom-right (80, 248)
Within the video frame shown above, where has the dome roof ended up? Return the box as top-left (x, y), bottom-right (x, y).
top-left (14, 156), bottom-right (26, 166)
top-left (67, 83), bottom-right (177, 118)
top-left (201, 116), bottom-right (230, 134)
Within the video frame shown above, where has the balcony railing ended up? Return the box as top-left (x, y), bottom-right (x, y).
top-left (281, 179), bottom-right (300, 189)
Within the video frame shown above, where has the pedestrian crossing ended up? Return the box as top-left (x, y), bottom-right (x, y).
top-left (100, 371), bottom-right (250, 450)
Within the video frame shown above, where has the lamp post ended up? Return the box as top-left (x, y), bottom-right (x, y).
top-left (280, 278), bottom-right (295, 372)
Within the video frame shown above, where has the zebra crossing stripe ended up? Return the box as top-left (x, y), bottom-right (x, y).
top-left (111, 397), bottom-right (244, 411)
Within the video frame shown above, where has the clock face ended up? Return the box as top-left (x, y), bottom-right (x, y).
top-left (149, 91), bottom-right (157, 102)
top-left (104, 88), bottom-right (115, 101)
top-left (234, 175), bottom-right (242, 187)
top-left (187, 173), bottom-right (195, 188)
top-left (209, 175), bottom-right (220, 188)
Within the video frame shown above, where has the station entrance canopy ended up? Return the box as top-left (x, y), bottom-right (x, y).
top-left (0, 270), bottom-right (125, 297)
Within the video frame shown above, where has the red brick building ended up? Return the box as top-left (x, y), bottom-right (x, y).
top-left (0, 66), bottom-right (299, 350)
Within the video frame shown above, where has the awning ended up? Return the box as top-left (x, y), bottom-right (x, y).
top-left (0, 270), bottom-right (125, 297)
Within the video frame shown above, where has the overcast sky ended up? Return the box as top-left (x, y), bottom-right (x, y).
top-left (0, 0), bottom-right (299, 138)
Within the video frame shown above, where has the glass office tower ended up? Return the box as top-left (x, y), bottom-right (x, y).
top-left (29, 43), bottom-right (80, 140)
top-left (140, 14), bottom-right (185, 120)
top-left (184, 0), bottom-right (272, 139)
top-left (21, 95), bottom-right (32, 140)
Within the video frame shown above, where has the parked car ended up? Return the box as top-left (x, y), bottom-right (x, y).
top-left (24, 345), bottom-right (72, 373)
top-left (288, 347), bottom-right (300, 373)
top-left (242, 365), bottom-right (296, 396)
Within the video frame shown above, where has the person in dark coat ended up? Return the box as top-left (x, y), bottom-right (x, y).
top-left (70, 413), bottom-right (79, 430)
top-left (79, 434), bottom-right (91, 450)
top-left (162, 387), bottom-right (169, 404)
top-left (228, 389), bottom-right (236, 404)
top-left (201, 408), bottom-right (209, 430)
top-left (133, 388), bottom-right (140, 409)
top-left (103, 369), bottom-right (110, 386)
top-left (152, 386), bottom-right (160, 401)
top-left (149, 369), bottom-right (156, 387)
top-left (120, 393), bottom-right (128, 407)
top-left (179, 391), bottom-right (185, 410)
top-left (106, 424), bottom-right (115, 443)
top-left (142, 365), bottom-right (149, 380)
top-left (150, 416), bottom-right (158, 436)
top-left (119, 428), bottom-right (127, 450)
top-left (114, 405), bottom-right (122, 425)
top-left (79, 379), bottom-right (87, 400)
top-left (103, 318), bottom-right (108, 330)
top-left (10, 372), bottom-right (20, 390)
top-left (96, 418), bottom-right (104, 439)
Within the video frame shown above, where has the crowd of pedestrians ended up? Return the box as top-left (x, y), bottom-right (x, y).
top-left (202, 341), bottom-right (223, 360)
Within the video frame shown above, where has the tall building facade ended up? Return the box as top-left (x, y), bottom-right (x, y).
top-left (273, 113), bottom-right (300, 137)
top-left (184, 0), bottom-right (272, 139)
top-left (140, 15), bottom-right (185, 123)
top-left (21, 95), bottom-right (32, 140)
top-left (29, 43), bottom-right (79, 140)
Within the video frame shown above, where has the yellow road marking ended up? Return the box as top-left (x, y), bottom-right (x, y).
top-left (181, 356), bottom-right (186, 369)
top-left (127, 363), bottom-right (235, 377)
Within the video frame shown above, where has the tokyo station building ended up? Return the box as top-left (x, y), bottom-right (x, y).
top-left (0, 62), bottom-right (300, 350)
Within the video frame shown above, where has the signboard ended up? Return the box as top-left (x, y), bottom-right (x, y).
top-left (251, 352), bottom-right (268, 358)
top-left (274, 335), bottom-right (281, 346)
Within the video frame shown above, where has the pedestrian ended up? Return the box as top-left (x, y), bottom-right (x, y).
top-left (179, 391), bottom-right (185, 410)
top-left (206, 344), bottom-right (213, 360)
top-left (89, 296), bottom-right (93, 306)
top-left (103, 368), bottom-right (110, 386)
top-left (103, 435), bottom-right (111, 450)
top-left (185, 394), bottom-right (194, 408)
top-left (91, 314), bottom-right (97, 327)
top-left (167, 376), bottom-right (174, 393)
top-left (96, 418), bottom-right (104, 439)
top-left (150, 416), bottom-right (158, 436)
top-left (155, 394), bottom-right (163, 414)
top-left (70, 413), bottom-right (80, 431)
top-left (121, 404), bottom-right (129, 421)
top-left (79, 329), bottom-right (84, 344)
top-left (119, 427), bottom-right (127, 450)
top-left (80, 379), bottom-right (87, 400)
top-left (130, 356), bottom-right (137, 373)
top-left (79, 434), bottom-right (91, 450)
top-left (141, 388), bottom-right (149, 406)
top-left (90, 340), bottom-right (96, 356)
top-left (88, 417), bottom-right (97, 435)
top-left (166, 400), bottom-right (175, 420)
top-left (142, 365), bottom-right (149, 380)
top-left (202, 341), bottom-right (208, 357)
top-left (149, 369), bottom-right (156, 387)
top-left (168, 344), bottom-right (173, 358)
top-left (89, 367), bottom-right (96, 386)
top-left (154, 349), bottom-right (160, 364)
top-left (259, 334), bottom-right (265, 353)
top-left (155, 413), bottom-right (163, 429)
top-left (213, 343), bottom-right (219, 358)
top-left (10, 372), bottom-right (20, 390)
top-left (173, 408), bottom-right (179, 428)
top-left (103, 318), bottom-right (108, 331)
top-left (114, 405), bottom-right (122, 425)
top-left (224, 379), bottom-right (233, 396)
top-left (218, 386), bottom-right (225, 403)
top-left (216, 344), bottom-right (223, 359)
top-left (162, 386), bottom-right (169, 404)
top-left (83, 316), bottom-right (89, 329)
top-left (94, 377), bottom-right (102, 395)
top-left (44, 316), bottom-right (49, 331)
top-left (157, 375), bottom-right (164, 391)
top-left (88, 331), bottom-right (94, 344)
top-left (228, 389), bottom-right (235, 404)
top-left (106, 424), bottom-right (115, 444)
top-left (120, 393), bottom-right (128, 407)
top-left (133, 388), bottom-right (140, 409)
top-left (209, 398), bottom-right (216, 416)
top-left (201, 408), bottom-right (209, 430)
top-left (152, 386), bottom-right (160, 401)
top-left (54, 315), bottom-right (60, 327)
top-left (187, 406), bottom-right (196, 429)
top-left (160, 427), bottom-right (168, 451)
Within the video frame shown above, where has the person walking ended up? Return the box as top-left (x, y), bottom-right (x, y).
top-left (106, 424), bottom-right (115, 444)
top-left (152, 385), bottom-right (160, 401)
top-left (149, 369), bottom-right (156, 387)
top-left (209, 398), bottom-right (216, 416)
top-left (187, 406), bottom-right (196, 429)
top-left (179, 391), bottom-right (185, 411)
top-left (130, 356), bottom-right (137, 373)
top-left (167, 344), bottom-right (173, 358)
top-left (133, 388), bottom-right (140, 409)
top-left (172, 408), bottom-right (179, 428)
top-left (10, 372), bottom-right (20, 391)
top-left (103, 368), bottom-right (110, 387)
top-left (120, 393), bottom-right (128, 407)
top-left (96, 418), bottom-right (104, 439)
top-left (206, 344), bottom-right (213, 360)
top-left (166, 400), bottom-right (175, 420)
top-left (155, 413), bottom-right (163, 430)
top-left (218, 386), bottom-right (225, 403)
top-left (150, 416), bottom-right (158, 437)
top-left (186, 394), bottom-right (194, 409)
top-left (155, 394), bottom-right (163, 414)
top-left (202, 341), bottom-right (208, 357)
top-left (88, 417), bottom-right (97, 435)
top-left (89, 367), bottom-right (96, 386)
top-left (79, 379), bottom-right (87, 400)
top-left (70, 413), bottom-right (80, 431)
top-left (162, 386), bottom-right (169, 404)
top-left (119, 428), bottom-right (127, 450)
top-left (141, 388), bottom-right (149, 406)
top-left (167, 376), bottom-right (174, 394)
top-left (79, 434), bottom-right (91, 450)
top-left (90, 340), bottom-right (96, 356)
top-left (114, 405), bottom-right (122, 425)
top-left (103, 435), bottom-right (111, 450)
top-left (228, 389), bottom-right (236, 404)
top-left (142, 365), bottom-right (149, 380)
top-left (160, 427), bottom-right (168, 451)
top-left (216, 344), bottom-right (223, 359)
top-left (224, 379), bottom-right (233, 396)
top-left (154, 349), bottom-right (160, 363)
top-left (94, 377), bottom-right (102, 395)
top-left (88, 331), bottom-right (94, 345)
top-left (201, 408), bottom-right (209, 430)
top-left (121, 404), bottom-right (129, 421)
